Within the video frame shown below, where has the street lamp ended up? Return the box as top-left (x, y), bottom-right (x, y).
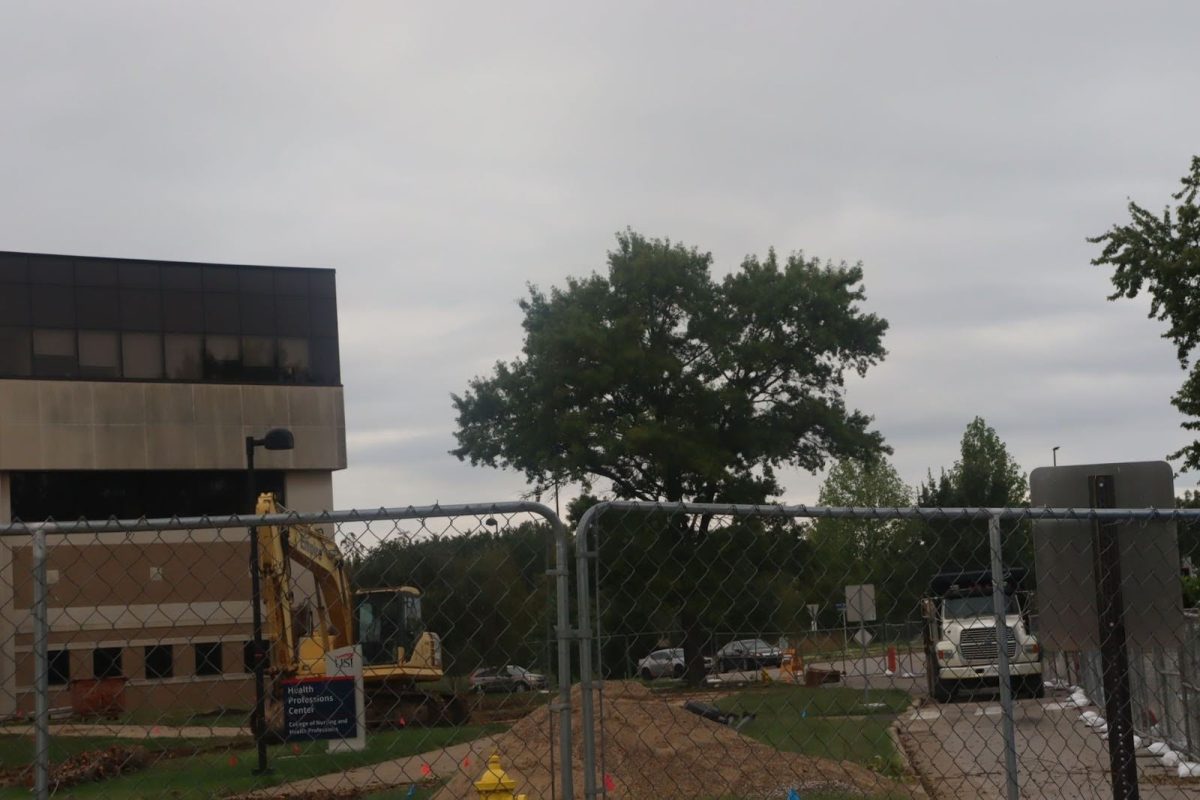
top-left (1052, 446), bottom-right (1060, 467)
top-left (245, 427), bottom-right (294, 775)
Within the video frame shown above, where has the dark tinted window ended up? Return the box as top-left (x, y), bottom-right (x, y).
top-left (203, 293), bottom-right (240, 333)
top-left (144, 645), bottom-right (173, 679)
top-left (93, 647), bottom-right (123, 678)
top-left (240, 294), bottom-right (275, 335)
top-left (48, 650), bottom-right (71, 686)
top-left (0, 252), bottom-right (337, 384)
top-left (204, 335), bottom-right (240, 378)
top-left (31, 284), bottom-right (74, 327)
top-left (309, 270), bottom-right (336, 297)
top-left (75, 287), bottom-right (120, 328)
top-left (29, 256), bottom-right (74, 285)
top-left (278, 338), bottom-right (310, 381)
top-left (311, 337), bottom-right (340, 384)
top-left (0, 283), bottom-right (31, 325)
top-left (162, 290), bottom-right (205, 332)
top-left (275, 295), bottom-right (310, 336)
top-left (310, 295), bottom-right (338, 337)
top-left (275, 270), bottom-right (308, 294)
top-left (120, 289), bottom-right (161, 330)
top-left (11, 469), bottom-right (285, 520)
top-left (32, 329), bottom-right (77, 377)
top-left (78, 331), bottom-right (120, 378)
top-left (159, 264), bottom-right (202, 290)
top-left (119, 261), bottom-right (159, 288)
top-left (242, 336), bottom-right (276, 381)
top-left (75, 259), bottom-right (118, 286)
top-left (0, 253), bottom-right (27, 281)
top-left (194, 643), bottom-right (223, 676)
top-left (122, 333), bottom-right (163, 379)
top-left (0, 328), bottom-right (31, 375)
top-left (165, 334), bottom-right (202, 379)
top-left (203, 266), bottom-right (239, 292)
top-left (238, 268), bottom-right (273, 294)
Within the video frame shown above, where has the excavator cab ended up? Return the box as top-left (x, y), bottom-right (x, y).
top-left (354, 586), bottom-right (424, 667)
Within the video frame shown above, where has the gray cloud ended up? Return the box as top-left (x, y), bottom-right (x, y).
top-left (2, 1), bottom-right (1199, 512)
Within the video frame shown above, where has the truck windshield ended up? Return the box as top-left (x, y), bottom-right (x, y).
top-left (944, 595), bottom-right (1018, 619)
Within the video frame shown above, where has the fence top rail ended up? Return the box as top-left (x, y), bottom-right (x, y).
top-left (0, 500), bottom-right (564, 536)
top-left (578, 500), bottom-right (1200, 526)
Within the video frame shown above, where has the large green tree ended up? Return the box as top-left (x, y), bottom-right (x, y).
top-left (918, 417), bottom-right (1028, 570)
top-left (452, 230), bottom-right (890, 682)
top-left (809, 456), bottom-right (924, 623)
top-left (1090, 156), bottom-right (1200, 472)
top-left (452, 230), bottom-right (890, 505)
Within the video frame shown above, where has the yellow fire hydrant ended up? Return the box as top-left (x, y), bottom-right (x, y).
top-left (474, 753), bottom-right (527, 800)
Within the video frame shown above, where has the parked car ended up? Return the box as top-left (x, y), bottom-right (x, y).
top-left (468, 665), bottom-right (547, 693)
top-left (714, 638), bottom-right (783, 672)
top-left (637, 648), bottom-right (685, 680)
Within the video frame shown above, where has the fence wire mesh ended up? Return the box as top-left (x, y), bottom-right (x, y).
top-left (572, 502), bottom-right (1200, 800)
top-left (4, 499), bottom-right (1200, 799)
top-left (0, 501), bottom-right (572, 800)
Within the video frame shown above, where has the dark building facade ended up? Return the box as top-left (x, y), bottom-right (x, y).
top-left (0, 250), bottom-right (347, 717)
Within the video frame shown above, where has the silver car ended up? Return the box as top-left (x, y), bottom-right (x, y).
top-left (637, 648), bottom-right (685, 680)
top-left (714, 638), bottom-right (783, 672)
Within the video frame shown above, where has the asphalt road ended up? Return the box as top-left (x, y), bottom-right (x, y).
top-left (899, 693), bottom-right (1200, 799)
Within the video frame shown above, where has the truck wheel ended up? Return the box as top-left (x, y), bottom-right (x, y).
top-left (1019, 675), bottom-right (1044, 699)
top-left (932, 677), bottom-right (957, 704)
top-left (640, 668), bottom-right (653, 681)
top-left (672, 664), bottom-right (685, 679)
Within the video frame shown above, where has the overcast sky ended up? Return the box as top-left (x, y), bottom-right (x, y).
top-left (2, 2), bottom-right (1198, 510)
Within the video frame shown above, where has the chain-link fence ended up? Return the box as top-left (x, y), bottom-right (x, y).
top-left (5, 499), bottom-right (1200, 799)
top-left (0, 500), bottom-right (573, 800)
top-left (572, 502), bottom-right (1200, 800)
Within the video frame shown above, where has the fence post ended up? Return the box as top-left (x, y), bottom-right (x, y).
top-left (575, 512), bottom-right (598, 799)
top-left (553, 515), bottom-right (575, 800)
top-left (988, 514), bottom-right (1019, 800)
top-left (32, 524), bottom-right (49, 800)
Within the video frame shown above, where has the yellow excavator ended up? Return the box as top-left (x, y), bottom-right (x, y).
top-left (254, 493), bottom-right (468, 728)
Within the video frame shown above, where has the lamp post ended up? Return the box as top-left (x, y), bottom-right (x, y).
top-left (1053, 446), bottom-right (1060, 467)
top-left (245, 427), bottom-right (294, 775)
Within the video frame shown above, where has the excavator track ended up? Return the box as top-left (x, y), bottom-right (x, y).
top-left (366, 685), bottom-right (470, 728)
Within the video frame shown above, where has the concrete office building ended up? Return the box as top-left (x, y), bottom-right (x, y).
top-left (0, 251), bottom-right (347, 716)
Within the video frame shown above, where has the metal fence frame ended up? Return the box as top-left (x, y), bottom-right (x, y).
top-left (572, 502), bottom-right (1200, 800)
top-left (1, 500), bottom-right (573, 800)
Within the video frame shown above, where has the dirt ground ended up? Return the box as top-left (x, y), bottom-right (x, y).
top-left (434, 681), bottom-right (913, 800)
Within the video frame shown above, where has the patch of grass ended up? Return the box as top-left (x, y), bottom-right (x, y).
top-left (715, 686), bottom-right (910, 775)
top-left (0, 725), bottom-right (502, 799)
top-left (0, 734), bottom-right (244, 768)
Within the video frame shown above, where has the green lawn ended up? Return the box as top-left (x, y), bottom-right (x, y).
top-left (0, 724), bottom-right (501, 799)
top-left (715, 686), bottom-right (911, 775)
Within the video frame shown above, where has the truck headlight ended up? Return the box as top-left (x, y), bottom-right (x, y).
top-left (1022, 641), bottom-right (1039, 656)
top-left (936, 644), bottom-right (956, 662)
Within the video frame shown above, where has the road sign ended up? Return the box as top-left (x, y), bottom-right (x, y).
top-left (1030, 461), bottom-right (1181, 650)
top-left (845, 584), bottom-right (876, 623)
top-left (853, 628), bottom-right (873, 647)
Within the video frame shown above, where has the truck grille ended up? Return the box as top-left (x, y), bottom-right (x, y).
top-left (958, 627), bottom-right (1017, 663)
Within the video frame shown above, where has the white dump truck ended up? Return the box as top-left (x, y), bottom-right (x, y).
top-left (921, 569), bottom-right (1043, 702)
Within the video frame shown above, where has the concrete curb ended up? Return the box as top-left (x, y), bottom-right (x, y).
top-left (892, 697), bottom-right (935, 800)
